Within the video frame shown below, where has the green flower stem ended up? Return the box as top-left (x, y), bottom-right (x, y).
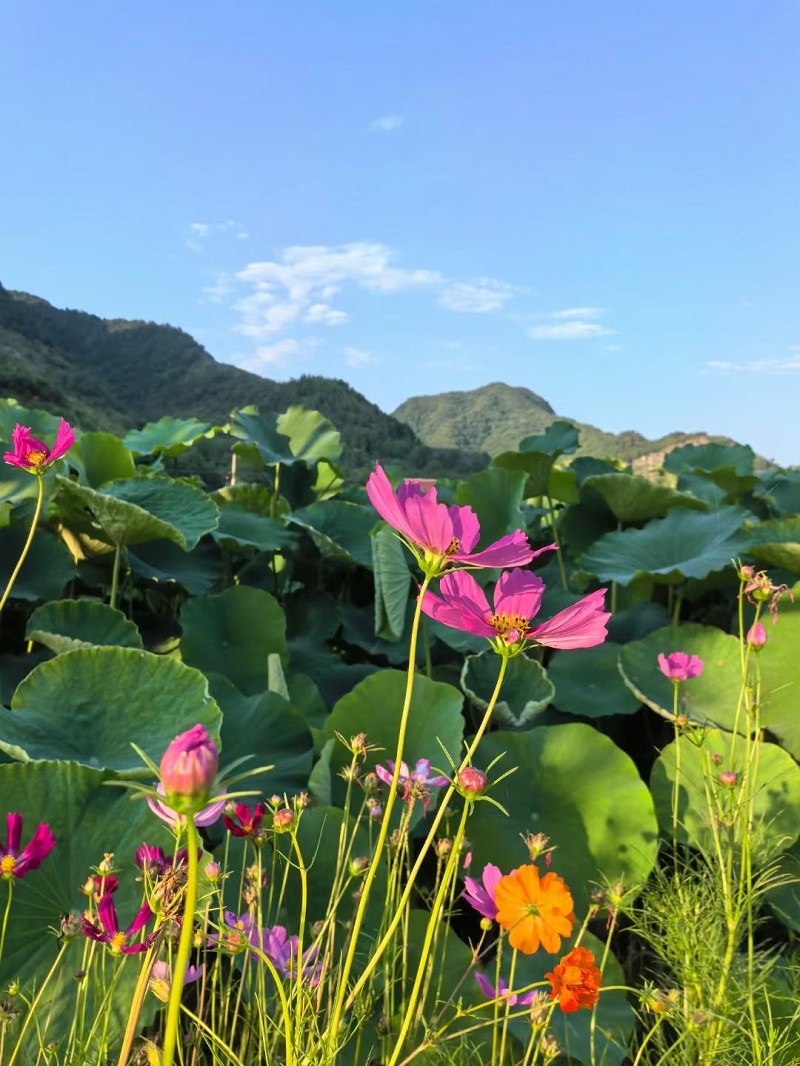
top-left (0, 474), bottom-right (44, 618)
top-left (109, 542), bottom-right (122, 611)
top-left (545, 495), bottom-right (568, 591)
top-left (161, 815), bottom-right (200, 1066)
top-left (0, 879), bottom-right (12, 961)
top-left (7, 942), bottom-right (68, 1066)
top-left (290, 831), bottom-right (309, 1054)
top-left (117, 939), bottom-right (160, 1066)
top-left (341, 653), bottom-right (510, 1014)
top-left (671, 680), bottom-right (681, 858)
top-left (325, 572), bottom-right (433, 1055)
top-left (387, 801), bottom-right (472, 1066)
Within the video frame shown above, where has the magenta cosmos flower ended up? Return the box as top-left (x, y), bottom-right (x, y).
top-left (3, 419), bottom-right (75, 474)
top-left (421, 569), bottom-right (610, 652)
top-left (147, 783), bottom-right (226, 830)
top-left (474, 972), bottom-right (536, 1006)
top-left (0, 813), bottom-right (56, 880)
top-left (82, 895), bottom-right (155, 955)
top-left (657, 652), bottom-right (704, 682)
top-left (222, 802), bottom-right (266, 838)
top-left (463, 862), bottom-right (504, 921)
top-left (366, 462), bottom-right (553, 577)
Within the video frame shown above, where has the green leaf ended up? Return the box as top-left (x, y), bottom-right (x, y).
top-left (0, 525), bottom-right (76, 601)
top-left (467, 725), bottom-right (659, 912)
top-left (290, 501), bottom-right (375, 568)
top-left (454, 466), bottom-right (527, 545)
top-left (650, 728), bottom-right (800, 860)
top-left (123, 416), bottom-right (219, 458)
top-left (619, 623), bottom-right (743, 731)
top-left (371, 527), bottom-right (411, 641)
top-left (74, 431), bottom-right (136, 487)
top-left (127, 537), bottom-right (224, 594)
top-left (549, 643), bottom-right (641, 718)
top-left (57, 475), bottom-right (219, 549)
top-left (461, 651), bottom-right (554, 727)
top-left (277, 405), bottom-right (342, 464)
top-left (211, 505), bottom-right (294, 552)
top-left (228, 405), bottom-right (341, 466)
top-left (581, 506), bottom-right (747, 586)
top-left (582, 472), bottom-right (708, 522)
top-left (744, 517), bottom-right (800, 574)
top-left (765, 839), bottom-right (800, 931)
top-left (210, 674), bottom-right (313, 796)
top-left (180, 585), bottom-right (288, 694)
top-left (26, 599), bottom-right (143, 653)
top-left (664, 441), bottom-right (756, 477)
top-left (1, 647), bottom-right (221, 772)
top-left (519, 419), bottom-right (580, 456)
top-left (753, 582), bottom-right (800, 759)
top-left (755, 472), bottom-right (800, 517)
top-left (0, 761), bottom-right (173, 1049)
top-left (492, 449), bottom-right (557, 498)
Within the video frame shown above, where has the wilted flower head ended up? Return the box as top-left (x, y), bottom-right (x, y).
top-left (545, 946), bottom-right (602, 1013)
top-left (657, 652), bottom-right (704, 682)
top-left (366, 462), bottom-right (551, 577)
top-left (421, 569), bottom-right (610, 654)
top-left (147, 783), bottom-right (226, 831)
top-left (462, 862), bottom-right (504, 922)
top-left (0, 813), bottom-right (55, 880)
top-left (159, 724), bottom-right (219, 814)
top-left (740, 565), bottom-right (794, 623)
top-left (494, 864), bottom-right (575, 955)
top-left (3, 418), bottom-right (75, 475)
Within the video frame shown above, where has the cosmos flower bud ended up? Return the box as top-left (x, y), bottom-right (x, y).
top-left (458, 767), bottom-right (487, 795)
top-left (159, 724), bottom-right (219, 814)
top-left (746, 622), bottom-right (767, 649)
top-left (718, 771), bottom-right (737, 788)
top-left (272, 808), bottom-right (294, 831)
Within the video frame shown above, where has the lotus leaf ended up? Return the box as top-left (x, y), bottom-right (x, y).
top-left (26, 599), bottom-right (143, 653)
top-left (461, 650), bottom-right (554, 727)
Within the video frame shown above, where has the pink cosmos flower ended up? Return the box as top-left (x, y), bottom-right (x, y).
top-left (3, 419), bottom-right (75, 474)
top-left (222, 802), bottom-right (266, 838)
top-left (366, 462), bottom-right (553, 576)
top-left (82, 895), bottom-right (155, 955)
top-left (657, 652), bottom-right (704, 682)
top-left (160, 724), bottom-right (219, 811)
top-left (421, 569), bottom-right (610, 651)
top-left (220, 913), bottom-right (320, 981)
top-left (463, 863), bottom-right (504, 921)
top-left (147, 783), bottom-right (227, 830)
top-left (474, 971), bottom-right (536, 1006)
top-left (0, 813), bottom-right (56, 880)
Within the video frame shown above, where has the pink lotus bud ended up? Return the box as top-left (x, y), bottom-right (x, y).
top-left (458, 767), bottom-right (487, 795)
top-left (159, 724), bottom-right (219, 813)
top-left (746, 622), bottom-right (767, 649)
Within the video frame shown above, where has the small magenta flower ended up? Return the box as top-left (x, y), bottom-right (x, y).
top-left (3, 419), bottom-right (75, 474)
top-left (458, 767), bottom-right (487, 796)
top-left (421, 569), bottom-right (610, 652)
top-left (222, 802), bottom-right (266, 838)
top-left (366, 462), bottom-right (553, 577)
top-left (474, 971), bottom-right (536, 1006)
top-left (747, 622), bottom-right (767, 649)
top-left (657, 652), bottom-right (704, 681)
top-left (82, 895), bottom-right (155, 955)
top-left (463, 862), bottom-right (504, 921)
top-left (0, 813), bottom-right (56, 880)
top-left (159, 725), bottom-right (219, 814)
top-left (375, 759), bottom-right (449, 815)
top-left (147, 783), bottom-right (226, 830)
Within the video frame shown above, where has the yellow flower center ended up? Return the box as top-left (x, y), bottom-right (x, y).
top-left (445, 537), bottom-right (461, 555)
top-left (25, 449), bottom-right (48, 467)
top-left (110, 932), bottom-right (128, 953)
top-left (0, 856), bottom-right (16, 876)
top-left (490, 612), bottom-right (529, 640)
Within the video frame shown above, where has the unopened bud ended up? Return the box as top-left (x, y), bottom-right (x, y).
top-left (718, 771), bottom-right (737, 788)
top-left (458, 767), bottom-right (487, 795)
top-left (272, 808), bottom-right (294, 830)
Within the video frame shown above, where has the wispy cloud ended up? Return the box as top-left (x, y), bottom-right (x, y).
top-left (187, 220), bottom-right (249, 253)
top-left (438, 278), bottom-right (517, 314)
top-left (344, 346), bottom-right (377, 367)
top-left (369, 115), bottom-right (404, 133)
top-left (238, 338), bottom-right (307, 372)
top-left (704, 353), bottom-right (800, 375)
top-left (529, 307), bottom-right (615, 341)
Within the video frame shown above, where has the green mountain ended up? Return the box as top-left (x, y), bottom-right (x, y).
top-left (393, 382), bottom-right (733, 465)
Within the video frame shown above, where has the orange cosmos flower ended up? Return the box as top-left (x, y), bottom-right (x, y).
top-left (545, 946), bottom-right (602, 1012)
top-left (493, 864), bottom-right (575, 954)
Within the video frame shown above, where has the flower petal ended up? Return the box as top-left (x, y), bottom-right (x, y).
top-left (529, 589), bottom-right (610, 650)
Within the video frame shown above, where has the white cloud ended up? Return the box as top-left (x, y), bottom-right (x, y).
top-left (186, 220), bottom-right (249, 253)
top-left (369, 115), bottom-right (404, 133)
top-left (438, 278), bottom-right (516, 314)
top-left (549, 306), bottom-right (605, 320)
top-left (344, 346), bottom-right (377, 367)
top-left (239, 338), bottom-right (305, 371)
top-left (305, 303), bottom-right (349, 326)
top-left (529, 321), bottom-right (615, 340)
top-left (704, 356), bottom-right (800, 374)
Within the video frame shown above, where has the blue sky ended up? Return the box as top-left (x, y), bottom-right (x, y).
top-left (2, 1), bottom-right (799, 464)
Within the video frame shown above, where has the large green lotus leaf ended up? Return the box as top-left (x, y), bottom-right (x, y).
top-left (765, 839), bottom-right (800, 932)
top-left (492, 449), bottom-right (557, 499)
top-left (676, 472), bottom-right (731, 507)
top-left (290, 501), bottom-right (374, 568)
top-left (0, 398), bottom-right (65, 443)
top-left (339, 603), bottom-right (415, 666)
top-left (211, 505), bottom-right (294, 552)
top-left (462, 651), bottom-right (554, 727)
top-left (744, 517), bottom-right (800, 574)
top-left (229, 405), bottom-right (341, 466)
top-left (581, 506), bottom-right (748, 586)
top-left (756, 472), bottom-right (800, 517)
top-left (0, 761), bottom-right (173, 1051)
top-left (1, 647), bottom-right (221, 771)
top-left (0, 525), bottom-right (76, 601)
top-left (664, 441), bottom-right (756, 477)
top-left (454, 467), bottom-right (527, 545)
top-left (123, 416), bottom-right (219, 458)
top-left (754, 582), bottom-right (800, 758)
top-left (520, 420), bottom-right (581, 456)
top-left (560, 495), bottom-right (619, 556)
top-left (650, 729), bottom-right (800, 860)
top-left (319, 671), bottom-right (464, 827)
top-left (180, 585), bottom-right (288, 694)
top-left (57, 475), bottom-right (219, 550)
top-left (500, 928), bottom-right (633, 1066)
top-left (74, 431), bottom-right (136, 487)
top-left (371, 526), bottom-right (411, 642)
top-left (547, 465), bottom-right (579, 504)
top-left (549, 644), bottom-right (641, 718)
top-left (607, 600), bottom-right (670, 643)
top-left (26, 599), bottom-right (143, 653)
top-left (468, 726), bottom-right (659, 912)
top-left (128, 537), bottom-right (225, 594)
top-left (582, 472), bottom-right (708, 522)
top-left (277, 405), bottom-right (342, 464)
top-left (210, 675), bottom-right (313, 797)
top-left (618, 623), bottom-right (742, 730)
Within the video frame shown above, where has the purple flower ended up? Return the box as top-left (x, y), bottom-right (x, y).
top-left (160, 724), bottom-right (219, 812)
top-left (375, 759), bottom-right (449, 791)
top-left (147, 783), bottom-right (226, 830)
top-left (474, 972), bottom-right (536, 1006)
top-left (134, 843), bottom-right (198, 877)
top-left (366, 462), bottom-right (552, 577)
top-left (0, 813), bottom-right (55, 880)
top-left (149, 960), bottom-right (204, 1003)
top-left (220, 913), bottom-right (320, 982)
top-left (82, 895), bottom-right (155, 955)
top-left (421, 569), bottom-right (610, 651)
top-left (3, 418), bottom-right (75, 474)
top-left (657, 652), bottom-right (704, 682)
top-left (463, 863), bottom-right (504, 921)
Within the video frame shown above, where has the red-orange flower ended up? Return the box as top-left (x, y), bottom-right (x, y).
top-left (493, 864), bottom-right (575, 954)
top-left (545, 946), bottom-right (602, 1012)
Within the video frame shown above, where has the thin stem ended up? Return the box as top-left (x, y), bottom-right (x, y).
top-left (7, 943), bottom-right (68, 1066)
top-left (0, 879), bottom-right (13, 961)
top-left (109, 543), bottom-right (122, 611)
top-left (544, 495), bottom-right (567, 591)
top-left (161, 816), bottom-right (200, 1066)
top-left (0, 475), bottom-right (44, 618)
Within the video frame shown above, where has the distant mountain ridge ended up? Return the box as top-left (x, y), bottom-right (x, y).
top-left (0, 282), bottom-right (745, 475)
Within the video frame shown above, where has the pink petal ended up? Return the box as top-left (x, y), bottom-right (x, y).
top-left (529, 588), bottom-right (610, 650)
top-left (401, 488), bottom-right (454, 554)
top-left (5, 812), bottom-right (22, 856)
top-left (48, 419), bottom-right (75, 462)
top-left (456, 532), bottom-right (547, 570)
top-left (494, 569), bottom-right (546, 622)
top-left (449, 504), bottom-right (480, 554)
top-left (366, 464), bottom-right (425, 545)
